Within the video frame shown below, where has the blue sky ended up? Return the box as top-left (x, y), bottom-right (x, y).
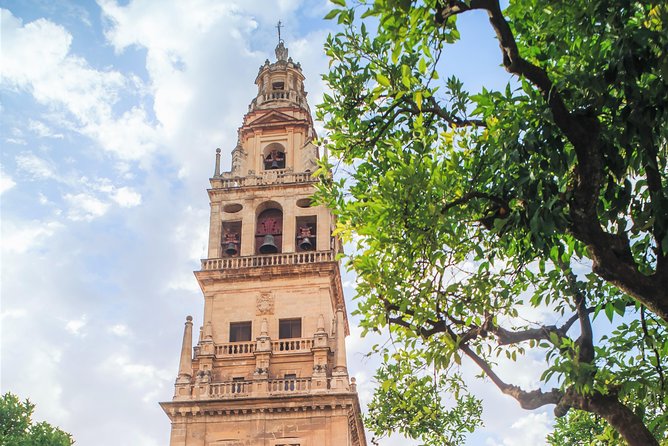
top-left (1, 1), bottom-right (553, 445)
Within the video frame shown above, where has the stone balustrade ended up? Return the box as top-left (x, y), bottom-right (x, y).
top-left (209, 380), bottom-right (253, 396)
top-left (207, 378), bottom-right (318, 399)
top-left (272, 338), bottom-right (313, 353)
top-left (201, 251), bottom-right (335, 271)
top-left (268, 377), bottom-right (312, 393)
top-left (212, 171), bottom-right (315, 188)
top-left (215, 342), bottom-right (256, 357)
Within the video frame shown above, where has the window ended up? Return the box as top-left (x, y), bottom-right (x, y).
top-left (263, 143), bottom-right (286, 170)
top-left (229, 321), bottom-right (252, 342)
top-left (272, 81), bottom-right (285, 90)
top-left (256, 208), bottom-right (283, 254)
top-left (296, 216), bottom-right (316, 252)
top-left (222, 221), bottom-right (242, 257)
top-left (279, 318), bottom-right (301, 339)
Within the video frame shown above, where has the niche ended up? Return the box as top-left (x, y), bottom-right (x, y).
top-left (295, 216), bottom-right (316, 251)
top-left (256, 208), bottom-right (283, 254)
top-left (221, 221), bottom-right (242, 257)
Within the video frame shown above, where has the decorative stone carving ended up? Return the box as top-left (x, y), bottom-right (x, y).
top-left (196, 369), bottom-right (211, 383)
top-left (256, 292), bottom-right (274, 315)
top-left (275, 42), bottom-right (288, 61)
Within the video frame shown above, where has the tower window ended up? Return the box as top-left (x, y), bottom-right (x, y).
top-left (256, 208), bottom-right (283, 254)
top-left (264, 149), bottom-right (285, 170)
top-left (272, 81), bottom-right (285, 90)
top-left (279, 318), bottom-right (301, 339)
top-left (229, 321), bottom-right (252, 342)
top-left (263, 143), bottom-right (286, 170)
top-left (222, 221), bottom-right (242, 257)
top-left (296, 216), bottom-right (316, 252)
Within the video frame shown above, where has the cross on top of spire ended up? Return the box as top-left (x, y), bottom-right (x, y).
top-left (276, 20), bottom-right (283, 43)
top-left (274, 20), bottom-right (288, 61)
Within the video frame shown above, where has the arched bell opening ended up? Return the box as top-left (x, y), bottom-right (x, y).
top-left (221, 221), bottom-right (242, 257)
top-left (263, 142), bottom-right (286, 170)
top-left (296, 216), bottom-right (316, 252)
top-left (255, 207), bottom-right (283, 254)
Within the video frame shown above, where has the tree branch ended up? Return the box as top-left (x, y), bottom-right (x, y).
top-left (458, 341), bottom-right (563, 409)
top-left (436, 0), bottom-right (668, 322)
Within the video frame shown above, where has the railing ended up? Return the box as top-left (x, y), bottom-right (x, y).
top-left (201, 251), bottom-right (334, 271)
top-left (213, 171), bottom-right (315, 188)
top-left (268, 378), bottom-right (312, 393)
top-left (204, 378), bottom-right (335, 399)
top-left (272, 338), bottom-right (313, 353)
top-left (209, 381), bottom-right (252, 396)
top-left (215, 342), bottom-right (256, 356)
top-left (260, 90), bottom-right (306, 105)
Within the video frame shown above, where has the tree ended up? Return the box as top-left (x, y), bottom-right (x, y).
top-left (0, 392), bottom-right (74, 446)
top-left (316, 0), bottom-right (668, 444)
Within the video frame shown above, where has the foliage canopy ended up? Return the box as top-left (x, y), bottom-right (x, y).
top-left (317, 0), bottom-right (668, 444)
top-left (0, 392), bottom-right (74, 446)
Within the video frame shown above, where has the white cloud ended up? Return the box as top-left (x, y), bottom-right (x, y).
top-left (111, 186), bottom-right (142, 207)
top-left (65, 315), bottom-right (87, 336)
top-left (29, 119), bottom-right (64, 138)
top-left (1, 308), bottom-right (28, 320)
top-left (0, 9), bottom-right (157, 162)
top-left (15, 152), bottom-right (58, 180)
top-left (99, 353), bottom-right (172, 387)
top-left (0, 172), bottom-right (16, 194)
top-left (64, 192), bottom-right (110, 221)
top-left (108, 324), bottom-right (131, 337)
top-left (487, 412), bottom-right (553, 446)
top-left (1, 219), bottom-right (64, 254)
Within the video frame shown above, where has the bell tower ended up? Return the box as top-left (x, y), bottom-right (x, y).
top-left (160, 38), bottom-right (367, 446)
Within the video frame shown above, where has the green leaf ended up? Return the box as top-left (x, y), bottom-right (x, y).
top-left (414, 90), bottom-right (422, 111)
top-left (324, 9), bottom-right (341, 20)
top-left (376, 73), bottom-right (391, 87)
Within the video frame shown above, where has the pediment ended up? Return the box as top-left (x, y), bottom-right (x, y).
top-left (247, 110), bottom-right (306, 127)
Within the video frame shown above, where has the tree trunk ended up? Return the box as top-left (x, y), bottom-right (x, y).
top-left (566, 392), bottom-right (658, 446)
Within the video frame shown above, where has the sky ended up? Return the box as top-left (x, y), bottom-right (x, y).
top-left (1, 1), bottom-right (554, 445)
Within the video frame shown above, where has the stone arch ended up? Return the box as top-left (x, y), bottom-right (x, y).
top-left (262, 142), bottom-right (286, 170)
top-left (255, 201), bottom-right (283, 254)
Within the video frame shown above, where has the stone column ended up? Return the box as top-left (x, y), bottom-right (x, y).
top-left (334, 307), bottom-right (347, 372)
top-left (177, 316), bottom-right (193, 383)
top-left (332, 307), bottom-right (350, 391)
top-left (311, 314), bottom-right (330, 392)
top-left (253, 318), bottom-right (271, 396)
top-left (213, 148), bottom-right (221, 177)
top-left (207, 203), bottom-right (221, 259)
top-left (174, 316), bottom-right (194, 400)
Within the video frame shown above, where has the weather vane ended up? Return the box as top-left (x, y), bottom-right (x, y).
top-left (276, 20), bottom-right (283, 43)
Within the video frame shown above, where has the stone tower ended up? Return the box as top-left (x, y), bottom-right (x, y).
top-left (160, 40), bottom-right (367, 446)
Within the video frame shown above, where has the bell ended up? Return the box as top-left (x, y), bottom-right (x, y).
top-left (224, 242), bottom-right (238, 256)
top-left (259, 234), bottom-right (278, 254)
top-left (270, 159), bottom-right (279, 169)
top-left (299, 237), bottom-right (313, 251)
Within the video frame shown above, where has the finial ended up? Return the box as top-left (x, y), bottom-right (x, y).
top-left (214, 148), bottom-right (221, 177)
top-left (186, 315), bottom-right (193, 322)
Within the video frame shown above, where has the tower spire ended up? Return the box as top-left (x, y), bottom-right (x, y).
top-left (176, 316), bottom-right (193, 383)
